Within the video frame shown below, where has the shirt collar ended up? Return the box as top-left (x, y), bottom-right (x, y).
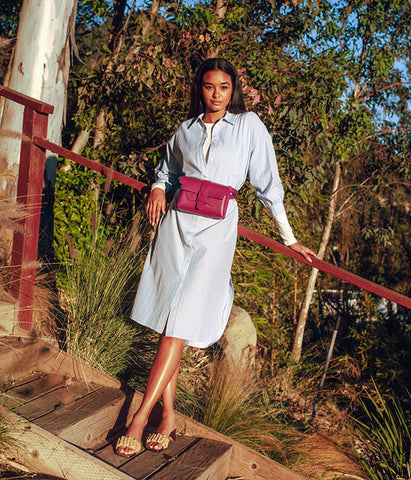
top-left (187, 111), bottom-right (237, 129)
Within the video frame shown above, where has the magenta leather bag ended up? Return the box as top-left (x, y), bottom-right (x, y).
top-left (176, 176), bottom-right (238, 219)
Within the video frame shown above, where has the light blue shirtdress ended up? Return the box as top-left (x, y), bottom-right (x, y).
top-left (130, 111), bottom-right (287, 348)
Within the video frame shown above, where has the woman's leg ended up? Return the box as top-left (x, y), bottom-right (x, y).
top-left (146, 355), bottom-right (181, 450)
top-left (117, 335), bottom-right (185, 455)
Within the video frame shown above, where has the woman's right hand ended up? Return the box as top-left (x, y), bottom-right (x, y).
top-left (146, 188), bottom-right (166, 226)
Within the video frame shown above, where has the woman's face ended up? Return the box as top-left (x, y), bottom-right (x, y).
top-left (201, 70), bottom-right (233, 119)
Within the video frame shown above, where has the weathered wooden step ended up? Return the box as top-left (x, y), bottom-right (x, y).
top-left (5, 409), bottom-right (136, 480)
top-left (5, 371), bottom-right (135, 450)
top-left (33, 384), bottom-right (132, 449)
top-left (11, 375), bottom-right (102, 420)
top-left (95, 434), bottom-right (199, 471)
top-left (95, 435), bottom-right (232, 480)
top-left (0, 335), bottom-right (37, 377)
top-left (147, 437), bottom-right (232, 480)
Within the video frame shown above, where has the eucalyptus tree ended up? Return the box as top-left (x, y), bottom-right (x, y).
top-left (0, 0), bottom-right (78, 205)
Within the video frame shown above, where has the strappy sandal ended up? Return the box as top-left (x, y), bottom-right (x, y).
top-left (145, 430), bottom-right (176, 452)
top-left (115, 435), bottom-right (143, 457)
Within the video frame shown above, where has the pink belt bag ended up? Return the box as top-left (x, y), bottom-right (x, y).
top-left (176, 176), bottom-right (238, 220)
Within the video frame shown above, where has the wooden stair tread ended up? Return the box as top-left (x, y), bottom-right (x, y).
top-left (146, 437), bottom-right (232, 480)
top-left (33, 385), bottom-right (124, 432)
top-left (15, 379), bottom-right (103, 420)
top-left (7, 372), bottom-right (67, 402)
top-left (32, 384), bottom-right (135, 449)
top-left (95, 434), bottom-right (198, 472)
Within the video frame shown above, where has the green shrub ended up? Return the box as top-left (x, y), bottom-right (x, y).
top-left (349, 381), bottom-right (411, 480)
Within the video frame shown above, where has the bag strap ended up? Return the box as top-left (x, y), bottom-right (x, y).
top-left (229, 186), bottom-right (238, 198)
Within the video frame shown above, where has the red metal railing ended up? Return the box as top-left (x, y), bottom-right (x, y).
top-left (1, 86), bottom-right (410, 331)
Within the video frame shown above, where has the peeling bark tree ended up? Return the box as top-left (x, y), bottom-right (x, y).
top-left (0, 0), bottom-right (77, 257)
top-left (0, 0), bottom-right (77, 198)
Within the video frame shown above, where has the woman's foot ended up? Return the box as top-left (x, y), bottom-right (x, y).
top-left (145, 413), bottom-right (176, 452)
top-left (116, 417), bottom-right (146, 457)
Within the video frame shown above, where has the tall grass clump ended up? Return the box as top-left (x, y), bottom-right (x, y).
top-left (201, 355), bottom-right (303, 463)
top-left (349, 381), bottom-right (411, 480)
top-left (58, 211), bottom-right (148, 377)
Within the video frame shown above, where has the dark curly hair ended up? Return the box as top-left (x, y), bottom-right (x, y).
top-left (188, 58), bottom-right (246, 119)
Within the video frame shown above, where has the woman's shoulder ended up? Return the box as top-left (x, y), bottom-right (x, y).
top-left (236, 111), bottom-right (267, 132)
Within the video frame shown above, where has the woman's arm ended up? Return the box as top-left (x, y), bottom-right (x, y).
top-left (247, 113), bottom-right (316, 261)
top-left (146, 188), bottom-right (166, 226)
top-left (146, 130), bottom-right (183, 226)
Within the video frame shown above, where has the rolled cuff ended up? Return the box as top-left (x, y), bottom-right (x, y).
top-left (274, 212), bottom-right (297, 246)
top-left (151, 180), bottom-right (166, 192)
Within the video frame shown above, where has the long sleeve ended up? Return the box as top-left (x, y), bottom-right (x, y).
top-left (247, 113), bottom-right (297, 245)
top-left (154, 130), bottom-right (183, 195)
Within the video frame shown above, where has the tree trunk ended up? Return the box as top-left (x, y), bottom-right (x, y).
top-left (0, 0), bottom-right (77, 200)
top-left (215, 0), bottom-right (227, 19)
top-left (207, 0), bottom-right (227, 57)
top-left (77, 0), bottom-right (161, 154)
top-left (108, 0), bottom-right (127, 51)
top-left (291, 160), bottom-right (342, 363)
top-left (0, 42), bottom-right (16, 120)
top-left (141, 0), bottom-right (161, 38)
top-left (0, 0), bottom-right (77, 264)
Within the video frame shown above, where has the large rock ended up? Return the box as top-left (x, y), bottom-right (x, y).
top-left (218, 305), bottom-right (257, 374)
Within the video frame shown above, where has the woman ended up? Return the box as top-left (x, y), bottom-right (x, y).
top-left (116, 58), bottom-right (316, 456)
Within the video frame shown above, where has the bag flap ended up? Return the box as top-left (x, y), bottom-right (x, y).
top-left (179, 176), bottom-right (202, 193)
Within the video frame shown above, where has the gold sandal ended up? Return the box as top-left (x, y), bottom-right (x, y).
top-left (145, 430), bottom-right (176, 452)
top-left (115, 435), bottom-right (143, 457)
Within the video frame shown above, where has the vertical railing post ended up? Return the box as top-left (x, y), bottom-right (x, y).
top-left (10, 105), bottom-right (49, 331)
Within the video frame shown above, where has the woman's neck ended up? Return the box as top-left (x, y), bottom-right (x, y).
top-left (203, 110), bottom-right (226, 124)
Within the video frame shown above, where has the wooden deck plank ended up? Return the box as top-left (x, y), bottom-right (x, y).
top-left (0, 336), bottom-right (39, 378)
top-left (6, 371), bottom-right (45, 389)
top-left (33, 385), bottom-right (135, 450)
top-left (15, 379), bottom-right (102, 420)
top-left (119, 435), bottom-right (200, 479)
top-left (175, 412), bottom-right (308, 480)
top-left (33, 386), bottom-right (124, 433)
top-left (146, 437), bottom-right (232, 480)
top-left (6, 373), bottom-right (67, 403)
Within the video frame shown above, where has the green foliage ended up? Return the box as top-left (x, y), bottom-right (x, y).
top-left (349, 382), bottom-right (411, 480)
top-left (0, 0), bottom-right (22, 35)
top-left (54, 160), bottom-right (107, 264)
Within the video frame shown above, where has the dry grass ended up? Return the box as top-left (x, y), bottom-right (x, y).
top-left (293, 433), bottom-right (369, 480)
top-left (59, 217), bottom-right (147, 376)
top-left (200, 355), bottom-right (305, 463)
top-left (31, 273), bottom-right (58, 339)
top-left (0, 198), bottom-right (27, 264)
top-left (0, 197), bottom-right (58, 338)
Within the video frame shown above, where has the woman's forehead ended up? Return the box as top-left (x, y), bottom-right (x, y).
top-left (202, 70), bottom-right (232, 84)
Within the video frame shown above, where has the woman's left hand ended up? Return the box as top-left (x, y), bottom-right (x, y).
top-left (288, 242), bottom-right (317, 263)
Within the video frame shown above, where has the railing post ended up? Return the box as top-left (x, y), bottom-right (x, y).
top-left (10, 105), bottom-right (49, 331)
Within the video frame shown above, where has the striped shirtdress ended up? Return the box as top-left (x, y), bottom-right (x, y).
top-left (130, 111), bottom-right (291, 348)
